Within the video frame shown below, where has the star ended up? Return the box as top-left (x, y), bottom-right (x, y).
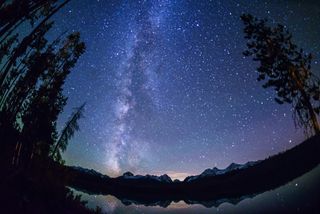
top-left (52, 0), bottom-right (320, 178)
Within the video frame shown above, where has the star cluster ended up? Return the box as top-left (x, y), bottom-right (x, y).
top-left (52, 0), bottom-right (320, 178)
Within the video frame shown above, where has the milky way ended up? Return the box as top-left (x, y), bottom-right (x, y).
top-left (106, 2), bottom-right (163, 174)
top-left (54, 0), bottom-right (320, 178)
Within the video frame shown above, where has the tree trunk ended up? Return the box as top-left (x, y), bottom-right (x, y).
top-left (302, 90), bottom-right (320, 135)
top-left (290, 66), bottom-right (320, 135)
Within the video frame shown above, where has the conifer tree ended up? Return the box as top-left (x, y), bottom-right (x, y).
top-left (241, 14), bottom-right (320, 135)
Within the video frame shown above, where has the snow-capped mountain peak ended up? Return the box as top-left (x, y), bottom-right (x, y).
top-left (184, 161), bottom-right (258, 182)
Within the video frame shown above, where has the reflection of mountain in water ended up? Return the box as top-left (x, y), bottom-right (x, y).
top-left (65, 135), bottom-right (320, 208)
top-left (118, 194), bottom-right (256, 208)
top-left (70, 165), bottom-right (320, 213)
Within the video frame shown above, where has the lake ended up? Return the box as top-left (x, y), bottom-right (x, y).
top-left (72, 166), bottom-right (320, 213)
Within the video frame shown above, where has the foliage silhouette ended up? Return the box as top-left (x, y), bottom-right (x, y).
top-left (0, 1), bottom-right (97, 213)
top-left (241, 14), bottom-right (320, 135)
top-left (1, 3), bottom-right (319, 213)
top-left (51, 103), bottom-right (86, 163)
top-left (0, 0), bottom-right (85, 170)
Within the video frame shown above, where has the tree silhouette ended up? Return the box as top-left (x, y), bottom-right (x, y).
top-left (241, 14), bottom-right (320, 136)
top-left (0, 0), bottom-right (85, 170)
top-left (51, 103), bottom-right (86, 163)
top-left (0, 1), bottom-right (70, 100)
top-left (0, 2), bottom-right (99, 213)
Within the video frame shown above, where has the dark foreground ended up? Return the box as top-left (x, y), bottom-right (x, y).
top-left (1, 135), bottom-right (319, 213)
top-left (66, 135), bottom-right (320, 207)
top-left (0, 166), bottom-right (102, 214)
top-left (73, 165), bottom-right (320, 213)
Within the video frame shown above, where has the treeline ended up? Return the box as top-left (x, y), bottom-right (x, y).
top-left (0, 1), bottom-right (98, 213)
top-left (0, 0), bottom-right (85, 172)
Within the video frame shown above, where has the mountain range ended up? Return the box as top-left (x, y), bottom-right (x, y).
top-left (70, 160), bottom-right (260, 184)
top-left (63, 134), bottom-right (320, 207)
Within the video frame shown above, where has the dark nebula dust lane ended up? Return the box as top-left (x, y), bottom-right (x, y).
top-left (53, 0), bottom-right (320, 179)
top-left (107, 1), bottom-right (164, 175)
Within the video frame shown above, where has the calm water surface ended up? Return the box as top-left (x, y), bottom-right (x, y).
top-left (73, 166), bottom-right (320, 213)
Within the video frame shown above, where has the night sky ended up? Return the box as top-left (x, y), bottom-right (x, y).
top-left (52, 0), bottom-right (320, 180)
